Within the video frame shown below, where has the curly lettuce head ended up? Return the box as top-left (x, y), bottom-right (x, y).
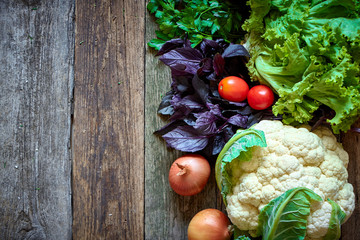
top-left (244, 0), bottom-right (360, 133)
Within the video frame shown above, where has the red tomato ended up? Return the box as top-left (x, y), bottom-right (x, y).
top-left (247, 85), bottom-right (274, 110)
top-left (218, 76), bottom-right (249, 102)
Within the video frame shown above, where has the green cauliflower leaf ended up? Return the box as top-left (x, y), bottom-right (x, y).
top-left (215, 128), bottom-right (267, 204)
top-left (258, 187), bottom-right (323, 240)
top-left (324, 199), bottom-right (347, 240)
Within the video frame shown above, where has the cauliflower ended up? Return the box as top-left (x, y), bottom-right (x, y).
top-left (216, 120), bottom-right (355, 240)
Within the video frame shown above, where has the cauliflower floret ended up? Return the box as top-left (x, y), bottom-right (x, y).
top-left (279, 174), bottom-right (306, 191)
top-left (266, 138), bottom-right (290, 155)
top-left (315, 126), bottom-right (349, 167)
top-left (320, 135), bottom-right (338, 151)
top-left (302, 166), bottom-right (322, 178)
top-left (261, 185), bottom-right (278, 203)
top-left (226, 195), bottom-right (259, 230)
top-left (334, 144), bottom-right (349, 167)
top-left (282, 128), bottom-right (325, 166)
top-left (240, 155), bottom-right (260, 172)
top-left (276, 155), bottom-right (301, 174)
top-left (313, 127), bottom-right (338, 151)
top-left (253, 119), bottom-right (284, 133)
top-left (225, 120), bottom-right (355, 239)
top-left (337, 183), bottom-right (356, 218)
top-left (299, 167), bottom-right (324, 198)
top-left (235, 173), bottom-right (263, 207)
top-left (256, 166), bottom-right (273, 184)
top-left (320, 153), bottom-right (348, 182)
top-left (306, 201), bottom-right (332, 238)
top-left (318, 176), bottom-right (342, 199)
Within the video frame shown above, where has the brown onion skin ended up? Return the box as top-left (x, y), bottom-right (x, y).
top-left (168, 154), bottom-right (210, 196)
top-left (188, 209), bottom-right (231, 240)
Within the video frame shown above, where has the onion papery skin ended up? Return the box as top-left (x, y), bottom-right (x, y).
top-left (188, 209), bottom-right (231, 240)
top-left (168, 154), bottom-right (210, 196)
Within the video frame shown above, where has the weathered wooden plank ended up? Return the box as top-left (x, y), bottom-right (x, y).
top-left (0, 0), bottom-right (74, 239)
top-left (341, 120), bottom-right (360, 240)
top-left (72, 0), bottom-right (145, 239)
top-left (144, 9), bottom-right (223, 240)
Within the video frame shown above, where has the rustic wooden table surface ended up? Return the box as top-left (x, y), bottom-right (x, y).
top-left (0, 0), bottom-right (359, 239)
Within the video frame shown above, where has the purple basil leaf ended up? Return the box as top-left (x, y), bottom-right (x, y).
top-left (170, 94), bottom-right (191, 119)
top-left (216, 39), bottom-right (229, 50)
top-left (170, 67), bottom-right (195, 77)
top-left (162, 126), bottom-right (209, 152)
top-left (193, 111), bottom-right (218, 135)
top-left (170, 109), bottom-right (191, 121)
top-left (170, 110), bottom-right (191, 121)
top-left (159, 47), bottom-right (203, 75)
top-left (169, 64), bottom-right (191, 76)
top-left (171, 93), bottom-right (182, 106)
top-left (172, 76), bottom-right (192, 93)
top-left (154, 120), bottom-right (186, 136)
top-left (213, 53), bottom-right (225, 76)
top-left (157, 91), bottom-right (175, 115)
top-left (173, 95), bottom-right (203, 111)
top-left (207, 102), bottom-right (224, 118)
top-left (169, 94), bottom-right (204, 121)
top-left (228, 101), bottom-right (248, 107)
top-left (206, 72), bottom-right (217, 81)
top-left (156, 38), bottom-right (184, 56)
top-left (158, 104), bottom-right (174, 116)
top-left (209, 96), bottom-right (247, 109)
top-left (183, 36), bottom-right (192, 48)
top-left (228, 114), bottom-right (248, 128)
top-left (222, 44), bottom-right (250, 58)
top-left (210, 82), bottom-right (220, 97)
top-left (224, 57), bottom-right (251, 80)
top-left (200, 39), bottom-right (221, 56)
top-left (197, 58), bottom-right (213, 76)
top-left (192, 74), bottom-right (209, 104)
top-left (247, 112), bottom-right (263, 128)
top-left (212, 135), bottom-right (226, 155)
top-left (223, 105), bottom-right (253, 116)
top-left (184, 115), bottom-right (197, 126)
top-left (222, 125), bottom-right (235, 142)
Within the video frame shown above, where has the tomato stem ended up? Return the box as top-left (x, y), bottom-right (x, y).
top-left (175, 163), bottom-right (187, 176)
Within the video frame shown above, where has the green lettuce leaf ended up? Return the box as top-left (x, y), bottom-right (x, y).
top-left (215, 128), bottom-right (267, 203)
top-left (258, 187), bottom-right (323, 240)
top-left (324, 199), bottom-right (347, 240)
top-left (245, 0), bottom-right (360, 133)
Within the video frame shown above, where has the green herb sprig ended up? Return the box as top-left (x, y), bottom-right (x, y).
top-left (147, 0), bottom-right (249, 50)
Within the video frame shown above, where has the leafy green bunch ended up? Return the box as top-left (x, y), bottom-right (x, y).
top-left (147, 0), bottom-right (249, 50)
top-left (244, 0), bottom-right (360, 133)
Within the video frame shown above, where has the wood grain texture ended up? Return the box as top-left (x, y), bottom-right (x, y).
top-left (0, 0), bottom-right (74, 239)
top-left (72, 0), bottom-right (145, 239)
top-left (144, 10), bottom-right (223, 240)
top-left (341, 120), bottom-right (360, 240)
